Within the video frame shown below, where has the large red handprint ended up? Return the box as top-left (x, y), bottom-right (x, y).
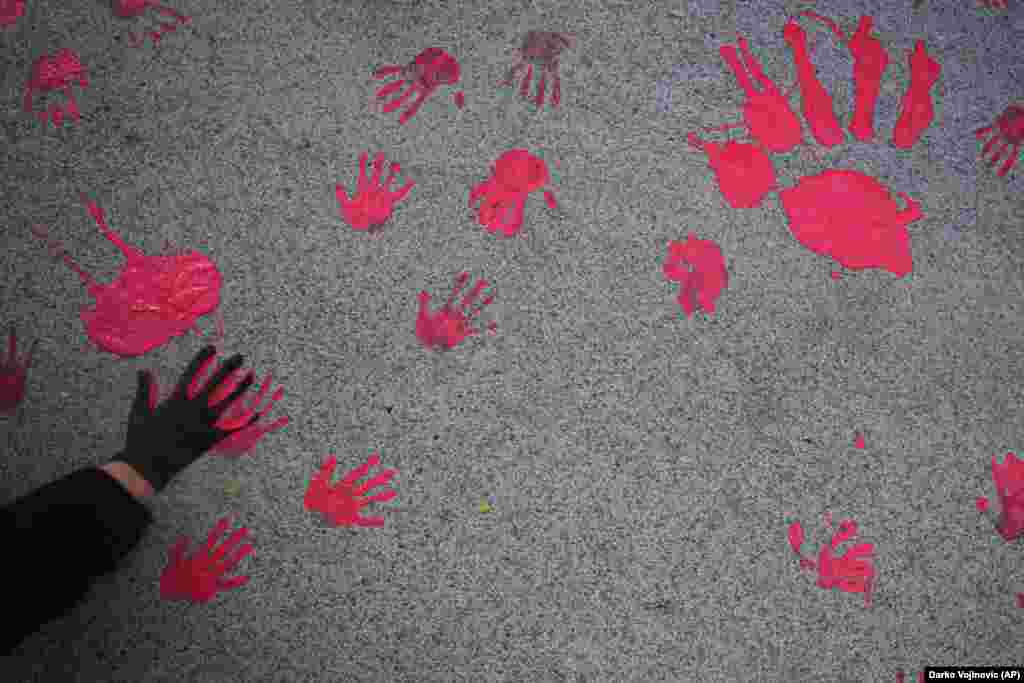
top-left (304, 453), bottom-right (397, 528)
top-left (160, 517), bottom-right (253, 603)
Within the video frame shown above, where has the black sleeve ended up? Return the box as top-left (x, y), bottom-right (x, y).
top-left (0, 467), bottom-right (154, 654)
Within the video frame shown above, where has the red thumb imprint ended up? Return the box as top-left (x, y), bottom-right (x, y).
top-left (783, 19), bottom-right (844, 148)
top-left (892, 41), bottom-right (941, 149)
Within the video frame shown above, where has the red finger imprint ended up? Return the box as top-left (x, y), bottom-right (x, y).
top-left (783, 18), bottom-right (845, 148)
top-left (719, 36), bottom-right (803, 153)
top-left (31, 197), bottom-right (222, 357)
top-left (892, 41), bottom-right (941, 150)
top-left (799, 13), bottom-right (890, 143)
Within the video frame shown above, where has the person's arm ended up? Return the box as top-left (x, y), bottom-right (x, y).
top-left (0, 466), bottom-right (154, 654)
top-left (0, 346), bottom-right (260, 654)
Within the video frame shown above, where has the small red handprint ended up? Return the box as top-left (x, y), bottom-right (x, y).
top-left (160, 517), bottom-right (253, 603)
top-left (788, 512), bottom-right (875, 607)
top-left (416, 272), bottom-right (497, 351)
top-left (0, 326), bottom-right (37, 414)
top-left (304, 453), bottom-right (397, 528)
top-left (0, 0), bottom-right (25, 27)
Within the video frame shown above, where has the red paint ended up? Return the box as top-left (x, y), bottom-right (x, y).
top-left (374, 47), bottom-right (463, 124)
top-left (892, 41), bottom-right (941, 150)
top-left (975, 104), bottom-right (1024, 178)
top-left (978, 0), bottom-right (1008, 9)
top-left (336, 151), bottom-right (415, 235)
top-left (719, 36), bottom-right (803, 153)
top-left (32, 197), bottom-right (222, 357)
top-left (686, 132), bottom-right (776, 208)
top-left (23, 49), bottom-right (89, 127)
top-left (503, 31), bottom-right (574, 108)
top-left (779, 170), bottom-right (921, 277)
top-left (896, 673), bottom-right (925, 683)
top-left (789, 513), bottom-right (875, 607)
top-left (304, 453), bottom-right (398, 527)
top-left (1017, 593), bottom-right (1024, 608)
top-left (417, 272), bottom-right (497, 351)
top-left (977, 496), bottom-right (991, 512)
top-left (160, 517), bottom-right (253, 603)
top-left (783, 19), bottom-right (844, 148)
top-left (983, 452), bottom-right (1024, 542)
top-left (113, 0), bottom-right (190, 48)
top-left (0, 327), bottom-right (37, 414)
top-left (470, 149), bottom-right (557, 237)
top-left (830, 270), bottom-right (841, 279)
top-left (855, 433), bottom-right (866, 449)
top-left (0, 0), bottom-right (25, 27)
top-left (799, 13), bottom-right (890, 144)
top-left (663, 233), bottom-right (729, 317)
top-left (210, 371), bottom-right (290, 455)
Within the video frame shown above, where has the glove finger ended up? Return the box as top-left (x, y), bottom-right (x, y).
top-left (211, 371), bottom-right (255, 418)
top-left (131, 370), bottom-right (155, 417)
top-left (174, 345), bottom-right (218, 399)
top-left (198, 353), bottom-right (246, 401)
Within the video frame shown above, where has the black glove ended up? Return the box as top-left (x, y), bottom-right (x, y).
top-left (114, 345), bottom-right (256, 493)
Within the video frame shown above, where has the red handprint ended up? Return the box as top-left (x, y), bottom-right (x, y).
top-left (469, 149), bottom-right (557, 237)
top-left (23, 49), bottom-right (89, 127)
top-left (113, 0), bottom-right (190, 49)
top-left (160, 517), bottom-right (253, 603)
top-left (976, 452), bottom-right (1024, 542)
top-left (788, 512), bottom-right (875, 607)
top-left (304, 453), bottom-right (398, 528)
top-left (416, 272), bottom-right (497, 351)
top-left (0, 326), bottom-right (37, 414)
top-left (975, 104), bottom-right (1024, 178)
top-left (686, 132), bottom-right (776, 209)
top-left (209, 370), bottom-right (289, 456)
top-left (373, 47), bottom-right (465, 125)
top-left (0, 0), bottom-right (25, 27)
top-left (663, 233), bottom-right (729, 317)
top-left (335, 151), bottom-right (415, 235)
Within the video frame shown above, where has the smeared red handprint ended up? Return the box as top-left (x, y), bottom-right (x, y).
top-left (304, 453), bottom-right (397, 528)
top-left (416, 272), bottom-right (497, 351)
top-left (31, 196), bottom-right (222, 357)
top-left (373, 47), bottom-right (465, 125)
top-left (469, 149), bottom-right (557, 237)
top-left (719, 36), bottom-right (803, 153)
top-left (663, 233), bottom-right (729, 317)
top-left (23, 49), bottom-right (89, 127)
top-left (788, 512), bottom-right (875, 607)
top-left (502, 30), bottom-right (574, 108)
top-left (335, 151), bottom-right (415, 235)
top-left (113, 0), bottom-right (191, 49)
top-left (0, 327), bottom-right (37, 414)
top-left (976, 452), bottom-right (1024, 542)
top-left (892, 41), bottom-right (941, 150)
top-left (975, 104), bottom-right (1024, 178)
top-left (0, 0), bottom-right (25, 27)
top-left (160, 517), bottom-right (253, 604)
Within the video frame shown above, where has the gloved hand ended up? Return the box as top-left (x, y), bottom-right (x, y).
top-left (114, 345), bottom-right (256, 493)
